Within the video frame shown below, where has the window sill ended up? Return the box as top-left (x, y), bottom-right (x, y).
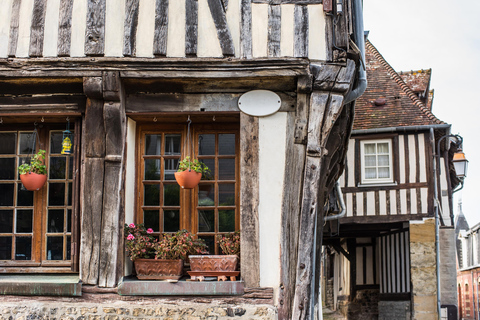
top-left (0, 274), bottom-right (81, 296)
top-left (358, 182), bottom-right (397, 188)
top-left (118, 277), bottom-right (244, 296)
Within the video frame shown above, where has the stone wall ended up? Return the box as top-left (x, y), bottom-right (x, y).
top-left (346, 289), bottom-right (379, 320)
top-left (378, 301), bottom-right (411, 320)
top-left (439, 227), bottom-right (457, 306)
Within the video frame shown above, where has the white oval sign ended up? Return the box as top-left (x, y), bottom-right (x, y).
top-left (238, 90), bottom-right (282, 117)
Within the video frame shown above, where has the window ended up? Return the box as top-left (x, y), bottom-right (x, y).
top-left (360, 139), bottom-right (393, 184)
top-left (0, 124), bottom-right (79, 271)
top-left (137, 122), bottom-right (239, 254)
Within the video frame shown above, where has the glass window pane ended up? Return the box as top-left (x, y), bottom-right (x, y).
top-left (68, 156), bottom-right (74, 179)
top-left (219, 210), bottom-right (235, 232)
top-left (219, 134), bottom-right (235, 155)
top-left (67, 236), bottom-right (71, 260)
top-left (198, 210), bottom-right (215, 232)
top-left (219, 184), bottom-right (235, 206)
top-left (164, 134), bottom-right (181, 155)
top-left (68, 182), bottom-right (72, 206)
top-left (364, 155), bottom-right (376, 167)
top-left (0, 133), bottom-right (16, 154)
top-left (198, 184), bottom-right (215, 206)
top-left (198, 235), bottom-right (215, 255)
top-left (145, 134), bottom-right (162, 155)
top-left (363, 143), bottom-right (375, 155)
top-left (144, 159), bottom-right (161, 180)
top-left (16, 210), bottom-right (33, 233)
top-left (0, 237), bottom-right (12, 259)
top-left (163, 210), bottom-right (180, 232)
top-left (378, 155), bottom-right (390, 166)
top-left (219, 159), bottom-right (235, 180)
top-left (48, 183), bottom-right (66, 206)
top-left (17, 184), bottom-right (34, 206)
top-left (48, 209), bottom-right (64, 233)
top-left (19, 132), bottom-right (35, 155)
top-left (164, 184), bottom-right (180, 206)
top-left (67, 209), bottom-right (72, 233)
top-left (164, 159), bottom-right (178, 180)
top-left (15, 237), bottom-right (31, 260)
top-left (0, 210), bottom-right (13, 233)
top-left (365, 168), bottom-right (377, 179)
top-left (144, 184), bottom-right (160, 206)
top-left (0, 158), bottom-right (15, 180)
top-left (144, 210), bottom-right (160, 231)
top-left (198, 134), bottom-right (215, 155)
top-left (377, 143), bottom-right (389, 154)
top-left (18, 157), bottom-right (30, 179)
top-left (46, 237), bottom-right (63, 260)
top-left (50, 132), bottom-right (63, 154)
top-left (0, 183), bottom-right (14, 206)
top-left (378, 167), bottom-right (390, 179)
top-left (49, 157), bottom-right (67, 179)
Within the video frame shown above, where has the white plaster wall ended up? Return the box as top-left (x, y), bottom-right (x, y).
top-left (124, 118), bottom-right (137, 276)
top-left (70, 0), bottom-right (87, 57)
top-left (226, 0), bottom-right (241, 58)
top-left (258, 112), bottom-right (287, 293)
top-left (166, 0), bottom-right (186, 57)
top-left (43, 0), bottom-right (60, 57)
top-left (307, 4), bottom-right (326, 60)
top-left (251, 3), bottom-right (268, 58)
top-left (15, 0), bottom-right (34, 57)
top-left (105, 0), bottom-right (126, 57)
top-left (440, 160), bottom-right (451, 225)
top-left (197, 0), bottom-right (223, 58)
top-left (0, 0), bottom-right (13, 58)
top-left (136, 0), bottom-right (155, 57)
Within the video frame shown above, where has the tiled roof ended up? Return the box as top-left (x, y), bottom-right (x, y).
top-left (352, 40), bottom-right (444, 130)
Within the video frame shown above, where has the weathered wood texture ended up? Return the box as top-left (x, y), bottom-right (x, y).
top-left (240, 113), bottom-right (260, 288)
top-left (240, 0), bottom-right (252, 58)
top-left (253, 0), bottom-right (322, 3)
top-left (58, 0), bottom-right (74, 56)
top-left (294, 5), bottom-right (308, 58)
top-left (85, 0), bottom-right (106, 56)
top-left (268, 5), bottom-right (281, 57)
top-left (29, 0), bottom-right (47, 57)
top-left (185, 0), bottom-right (198, 56)
top-left (153, 0), bottom-right (169, 56)
top-left (8, 0), bottom-right (22, 57)
top-left (294, 75), bottom-right (313, 144)
top-left (123, 0), bottom-right (140, 57)
top-left (207, 0), bottom-right (235, 56)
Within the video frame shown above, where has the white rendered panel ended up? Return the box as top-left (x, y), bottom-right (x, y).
top-left (379, 190), bottom-right (386, 215)
top-left (198, 0), bottom-right (223, 57)
top-left (16, 0), bottom-right (35, 57)
top-left (226, 0), bottom-right (240, 58)
top-left (356, 192), bottom-right (363, 216)
top-left (410, 188), bottom-right (417, 214)
top-left (167, 0), bottom-right (186, 57)
top-left (408, 135), bottom-right (416, 183)
top-left (346, 193), bottom-right (353, 217)
top-left (440, 160), bottom-right (450, 224)
top-left (418, 134), bottom-right (427, 182)
top-left (43, 0), bottom-right (60, 57)
top-left (390, 190), bottom-right (397, 215)
top-left (124, 118), bottom-right (137, 276)
top-left (400, 189), bottom-right (407, 214)
top-left (398, 135), bottom-right (406, 184)
top-left (347, 139), bottom-right (355, 187)
top-left (280, 4), bottom-right (294, 57)
top-left (366, 192), bottom-right (375, 216)
top-left (421, 187), bottom-right (428, 214)
top-left (136, 0), bottom-right (155, 57)
top-left (70, 0), bottom-right (87, 57)
top-left (307, 4), bottom-right (325, 60)
top-left (251, 3), bottom-right (268, 58)
top-left (105, 0), bottom-right (125, 57)
top-left (0, 0), bottom-right (14, 58)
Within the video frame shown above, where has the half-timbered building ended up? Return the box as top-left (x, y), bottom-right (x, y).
top-left (322, 40), bottom-right (462, 320)
top-left (0, 0), bottom-right (367, 319)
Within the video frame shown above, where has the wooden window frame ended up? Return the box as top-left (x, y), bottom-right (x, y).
top-left (360, 139), bottom-right (394, 185)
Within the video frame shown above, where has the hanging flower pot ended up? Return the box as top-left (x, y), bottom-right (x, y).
top-left (175, 156), bottom-right (210, 189)
top-left (18, 150), bottom-right (47, 191)
top-left (20, 172), bottom-right (47, 191)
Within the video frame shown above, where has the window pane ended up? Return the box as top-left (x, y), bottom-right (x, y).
top-left (219, 159), bottom-right (235, 180)
top-left (48, 183), bottom-right (66, 206)
top-left (144, 184), bottom-right (160, 206)
top-left (0, 158), bottom-right (15, 180)
top-left (364, 155), bottom-right (376, 167)
top-left (49, 157), bottom-right (67, 179)
top-left (46, 237), bottom-right (63, 260)
top-left (144, 159), bottom-right (161, 180)
top-left (50, 132), bottom-right (64, 154)
top-left (18, 157), bottom-right (30, 179)
top-left (17, 184), bottom-right (34, 206)
top-left (15, 237), bottom-right (31, 260)
top-left (144, 210), bottom-right (160, 231)
top-left (198, 134), bottom-right (215, 155)
top-left (66, 236), bottom-right (71, 260)
top-left (0, 133), bottom-right (16, 154)
top-left (145, 135), bottom-right (162, 155)
top-left (19, 133), bottom-right (35, 155)
top-left (363, 143), bottom-right (375, 155)
top-left (67, 209), bottom-right (72, 232)
top-left (378, 155), bottom-right (390, 166)
top-left (16, 210), bottom-right (33, 233)
top-left (198, 185), bottom-right (215, 206)
top-left (219, 210), bottom-right (235, 232)
top-left (68, 182), bottom-right (72, 206)
top-left (365, 168), bottom-right (377, 179)
top-left (164, 134), bottom-right (181, 155)
top-left (198, 210), bottom-right (215, 232)
top-left (68, 156), bottom-right (74, 179)
top-left (0, 237), bottom-right (12, 259)
top-left (219, 134), bottom-right (235, 155)
top-left (377, 143), bottom-right (389, 154)
top-left (0, 183), bottom-right (14, 206)
top-left (200, 159), bottom-right (215, 180)
top-left (0, 210), bottom-right (13, 233)
top-left (163, 210), bottom-right (180, 232)
top-left (164, 184), bottom-right (180, 206)
top-left (164, 159), bottom-right (178, 180)
top-left (219, 184), bottom-right (235, 206)
top-left (199, 235), bottom-right (215, 255)
top-left (48, 209), bottom-right (64, 233)
top-left (378, 167), bottom-right (390, 179)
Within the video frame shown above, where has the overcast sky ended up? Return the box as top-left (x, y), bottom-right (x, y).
top-left (362, 0), bottom-right (480, 227)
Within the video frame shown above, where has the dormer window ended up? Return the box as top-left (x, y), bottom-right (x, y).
top-left (360, 139), bottom-right (393, 184)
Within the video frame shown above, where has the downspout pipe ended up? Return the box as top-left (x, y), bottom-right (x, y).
top-left (344, 0), bottom-right (367, 104)
top-left (431, 127), bottom-right (442, 318)
top-left (324, 181), bottom-right (346, 222)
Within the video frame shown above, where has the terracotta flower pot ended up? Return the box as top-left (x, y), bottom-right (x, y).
top-left (174, 170), bottom-right (202, 189)
top-left (20, 173), bottom-right (47, 191)
top-left (189, 255), bottom-right (238, 272)
top-left (134, 259), bottom-right (184, 280)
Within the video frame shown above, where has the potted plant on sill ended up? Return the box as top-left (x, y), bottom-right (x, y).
top-left (18, 149), bottom-right (47, 191)
top-left (174, 156), bottom-right (210, 189)
top-left (124, 224), bottom-right (207, 280)
top-left (188, 231), bottom-right (240, 281)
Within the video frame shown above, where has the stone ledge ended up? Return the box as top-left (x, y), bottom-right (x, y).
top-left (0, 274), bottom-right (81, 296)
